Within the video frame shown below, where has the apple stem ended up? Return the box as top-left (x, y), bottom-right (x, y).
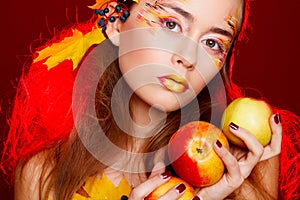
top-left (196, 148), bottom-right (203, 154)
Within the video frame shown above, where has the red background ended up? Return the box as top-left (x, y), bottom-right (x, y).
top-left (0, 0), bottom-right (299, 199)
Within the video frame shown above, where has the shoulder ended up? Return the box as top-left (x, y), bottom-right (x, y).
top-left (15, 150), bottom-right (54, 200)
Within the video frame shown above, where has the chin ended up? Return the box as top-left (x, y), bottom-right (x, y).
top-left (145, 93), bottom-right (187, 113)
top-left (153, 101), bottom-right (181, 113)
top-left (134, 85), bottom-right (195, 113)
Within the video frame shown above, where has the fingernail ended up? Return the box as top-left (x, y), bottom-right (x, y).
top-left (161, 171), bottom-right (171, 179)
top-left (191, 196), bottom-right (201, 200)
top-left (216, 140), bottom-right (222, 148)
top-left (175, 183), bottom-right (186, 194)
top-left (274, 113), bottom-right (281, 124)
top-left (120, 195), bottom-right (129, 200)
top-left (229, 122), bottom-right (239, 130)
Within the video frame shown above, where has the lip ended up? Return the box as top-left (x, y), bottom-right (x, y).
top-left (158, 74), bottom-right (189, 93)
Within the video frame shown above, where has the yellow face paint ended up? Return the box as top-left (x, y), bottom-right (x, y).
top-left (136, 0), bottom-right (186, 32)
top-left (225, 2), bottom-right (242, 37)
top-left (137, 7), bottom-right (181, 28)
top-left (208, 37), bottom-right (232, 69)
top-left (226, 15), bottom-right (238, 36)
top-left (136, 3), bottom-right (162, 27)
top-left (136, 2), bottom-right (164, 28)
top-left (213, 57), bottom-right (225, 69)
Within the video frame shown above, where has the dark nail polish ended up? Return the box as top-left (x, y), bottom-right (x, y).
top-left (175, 183), bottom-right (186, 194)
top-left (191, 196), bottom-right (201, 200)
top-left (229, 122), bottom-right (239, 130)
top-left (274, 113), bottom-right (281, 124)
top-left (216, 140), bottom-right (222, 148)
top-left (120, 195), bottom-right (128, 200)
top-left (161, 171), bottom-right (171, 179)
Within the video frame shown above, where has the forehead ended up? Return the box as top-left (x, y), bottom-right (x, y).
top-left (140, 0), bottom-right (244, 26)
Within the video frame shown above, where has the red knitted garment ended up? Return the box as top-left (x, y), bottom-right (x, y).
top-left (1, 1), bottom-right (299, 199)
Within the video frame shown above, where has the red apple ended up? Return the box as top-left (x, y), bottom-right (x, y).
top-left (168, 121), bottom-right (229, 187)
top-left (221, 97), bottom-right (273, 147)
top-left (145, 177), bottom-right (194, 200)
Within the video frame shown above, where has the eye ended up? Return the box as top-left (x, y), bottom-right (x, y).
top-left (166, 21), bottom-right (176, 29)
top-left (160, 18), bottom-right (182, 32)
top-left (205, 39), bottom-right (222, 51)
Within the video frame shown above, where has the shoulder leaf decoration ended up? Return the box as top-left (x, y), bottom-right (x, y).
top-left (72, 173), bottom-right (132, 199)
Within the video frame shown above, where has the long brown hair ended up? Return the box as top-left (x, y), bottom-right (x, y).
top-left (7, 0), bottom-right (276, 199)
top-left (47, 39), bottom-right (226, 200)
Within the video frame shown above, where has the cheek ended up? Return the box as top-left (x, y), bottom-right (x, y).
top-left (119, 51), bottom-right (149, 75)
top-left (119, 49), bottom-right (170, 75)
top-left (189, 64), bottom-right (223, 95)
top-left (189, 74), bottom-right (206, 95)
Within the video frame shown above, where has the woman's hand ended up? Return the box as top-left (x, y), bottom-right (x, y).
top-left (195, 113), bottom-right (282, 200)
top-left (128, 162), bottom-right (188, 200)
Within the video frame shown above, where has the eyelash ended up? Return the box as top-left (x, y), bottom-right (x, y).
top-left (158, 18), bottom-right (227, 54)
top-left (142, 8), bottom-right (229, 56)
top-left (159, 17), bottom-right (182, 33)
top-left (202, 39), bottom-right (226, 54)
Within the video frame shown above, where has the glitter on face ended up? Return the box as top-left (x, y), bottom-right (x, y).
top-left (134, 0), bottom-right (239, 68)
top-left (225, 6), bottom-right (241, 37)
top-left (135, 0), bottom-right (188, 35)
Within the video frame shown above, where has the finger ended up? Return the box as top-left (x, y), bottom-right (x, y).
top-left (129, 171), bottom-right (171, 199)
top-left (213, 140), bottom-right (244, 186)
top-left (229, 122), bottom-right (264, 164)
top-left (149, 162), bottom-right (166, 178)
top-left (158, 183), bottom-right (186, 200)
top-left (196, 142), bottom-right (244, 200)
top-left (261, 113), bottom-right (282, 161)
top-left (229, 145), bottom-right (247, 160)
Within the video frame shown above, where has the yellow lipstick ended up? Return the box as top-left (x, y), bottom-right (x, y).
top-left (158, 74), bottom-right (189, 93)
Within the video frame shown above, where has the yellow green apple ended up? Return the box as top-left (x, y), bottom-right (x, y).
top-left (221, 97), bottom-right (273, 147)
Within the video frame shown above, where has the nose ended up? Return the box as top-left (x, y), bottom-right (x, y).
top-left (171, 38), bottom-right (198, 70)
top-left (171, 54), bottom-right (194, 70)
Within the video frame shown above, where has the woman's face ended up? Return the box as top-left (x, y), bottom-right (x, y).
top-left (117, 0), bottom-right (243, 112)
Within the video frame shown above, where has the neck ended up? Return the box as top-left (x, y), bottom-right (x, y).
top-left (129, 93), bottom-right (167, 138)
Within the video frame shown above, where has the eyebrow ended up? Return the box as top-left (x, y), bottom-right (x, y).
top-left (157, 2), bottom-right (234, 39)
top-left (209, 27), bottom-right (234, 40)
top-left (158, 3), bottom-right (195, 22)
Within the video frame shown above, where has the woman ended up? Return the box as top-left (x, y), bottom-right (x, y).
top-left (1, 0), bottom-right (299, 199)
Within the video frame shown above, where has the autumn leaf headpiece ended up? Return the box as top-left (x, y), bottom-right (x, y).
top-left (33, 0), bottom-right (139, 71)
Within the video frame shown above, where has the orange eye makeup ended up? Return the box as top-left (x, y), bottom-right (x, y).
top-left (225, 14), bottom-right (239, 37)
top-left (136, 1), bottom-right (187, 32)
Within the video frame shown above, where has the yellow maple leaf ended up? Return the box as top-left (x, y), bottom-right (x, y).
top-left (33, 27), bottom-right (105, 70)
top-left (72, 173), bottom-right (132, 200)
top-left (34, 0), bottom-right (139, 71)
